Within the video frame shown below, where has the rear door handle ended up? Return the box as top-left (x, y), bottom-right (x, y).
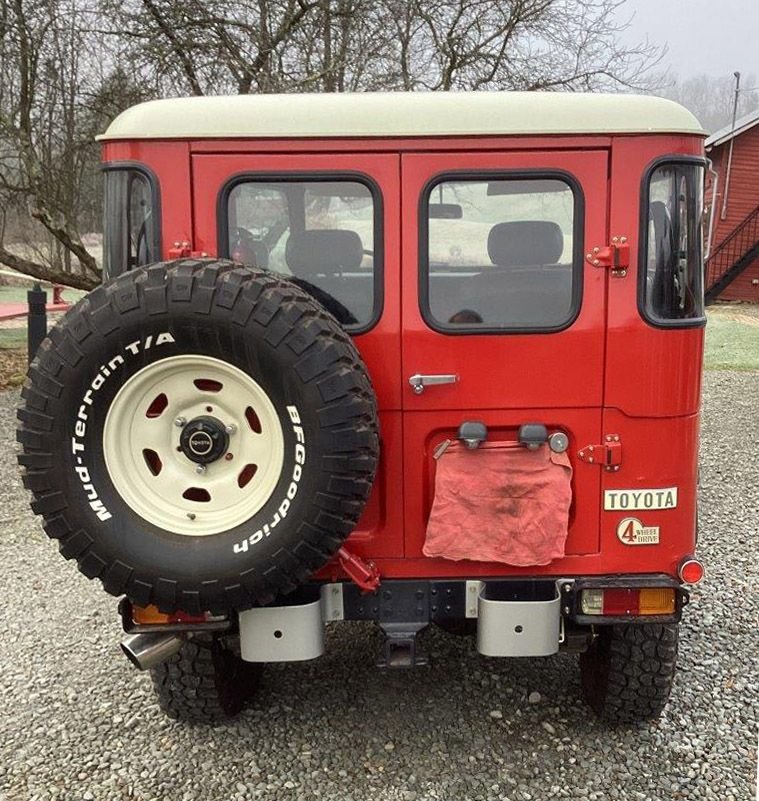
top-left (408, 373), bottom-right (459, 394)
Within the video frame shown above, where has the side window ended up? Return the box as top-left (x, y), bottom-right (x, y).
top-left (225, 179), bottom-right (379, 330)
top-left (642, 162), bottom-right (705, 325)
top-left (103, 168), bottom-right (159, 279)
top-left (422, 176), bottom-right (580, 331)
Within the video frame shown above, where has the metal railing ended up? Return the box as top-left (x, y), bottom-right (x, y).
top-left (705, 202), bottom-right (759, 302)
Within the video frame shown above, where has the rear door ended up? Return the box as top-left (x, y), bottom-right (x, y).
top-left (401, 149), bottom-right (609, 569)
top-left (192, 151), bottom-right (403, 558)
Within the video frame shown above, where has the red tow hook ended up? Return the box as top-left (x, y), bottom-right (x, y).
top-left (337, 546), bottom-right (381, 593)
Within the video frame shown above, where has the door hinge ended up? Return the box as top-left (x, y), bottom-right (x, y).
top-left (578, 435), bottom-right (622, 472)
top-left (586, 236), bottom-right (630, 277)
top-left (167, 241), bottom-right (209, 259)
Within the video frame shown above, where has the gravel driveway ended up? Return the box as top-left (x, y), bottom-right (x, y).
top-left (1, 372), bottom-right (757, 801)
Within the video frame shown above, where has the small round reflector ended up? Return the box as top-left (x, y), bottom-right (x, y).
top-left (679, 558), bottom-right (704, 584)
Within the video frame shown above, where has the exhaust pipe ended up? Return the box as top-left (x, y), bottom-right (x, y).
top-left (121, 632), bottom-right (184, 670)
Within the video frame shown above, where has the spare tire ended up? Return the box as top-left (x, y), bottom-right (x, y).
top-left (18, 259), bottom-right (379, 613)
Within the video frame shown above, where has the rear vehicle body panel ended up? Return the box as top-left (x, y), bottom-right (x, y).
top-left (101, 129), bottom-right (705, 584)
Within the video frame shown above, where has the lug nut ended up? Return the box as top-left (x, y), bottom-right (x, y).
top-left (195, 464), bottom-right (206, 475)
top-left (174, 417), bottom-right (187, 428)
top-left (225, 423), bottom-right (237, 435)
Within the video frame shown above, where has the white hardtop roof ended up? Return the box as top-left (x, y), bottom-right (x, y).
top-left (99, 92), bottom-right (704, 141)
top-left (705, 107), bottom-right (759, 148)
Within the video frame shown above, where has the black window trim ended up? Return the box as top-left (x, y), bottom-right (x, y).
top-left (638, 154), bottom-right (708, 330)
top-left (217, 171), bottom-right (384, 336)
top-left (418, 169), bottom-right (585, 336)
top-left (102, 161), bottom-right (162, 281)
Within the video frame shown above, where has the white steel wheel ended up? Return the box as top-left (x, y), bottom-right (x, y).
top-left (103, 355), bottom-right (285, 536)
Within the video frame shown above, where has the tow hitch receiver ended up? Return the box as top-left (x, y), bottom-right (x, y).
top-left (379, 622), bottom-right (428, 668)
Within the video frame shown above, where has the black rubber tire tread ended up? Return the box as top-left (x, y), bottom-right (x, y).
top-left (580, 623), bottom-right (679, 723)
top-left (150, 635), bottom-right (261, 723)
top-left (18, 259), bottom-right (379, 612)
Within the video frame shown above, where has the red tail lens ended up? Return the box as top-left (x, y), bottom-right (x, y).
top-left (602, 588), bottom-right (640, 616)
top-left (679, 558), bottom-right (704, 584)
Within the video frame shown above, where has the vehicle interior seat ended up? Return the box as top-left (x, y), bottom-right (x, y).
top-left (432, 220), bottom-right (573, 327)
top-left (285, 228), bottom-right (370, 325)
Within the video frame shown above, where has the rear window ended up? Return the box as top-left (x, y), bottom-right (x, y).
top-left (641, 161), bottom-right (705, 326)
top-left (421, 175), bottom-right (581, 332)
top-left (224, 178), bottom-right (380, 331)
top-left (103, 167), bottom-right (159, 279)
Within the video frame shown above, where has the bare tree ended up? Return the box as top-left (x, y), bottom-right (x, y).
top-left (661, 73), bottom-right (759, 134)
top-left (0, 0), bottom-right (145, 288)
top-left (111, 0), bottom-right (661, 97)
top-left (2, 0), bottom-right (664, 288)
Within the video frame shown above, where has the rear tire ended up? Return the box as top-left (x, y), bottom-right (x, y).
top-left (150, 635), bottom-right (261, 723)
top-left (580, 623), bottom-right (679, 723)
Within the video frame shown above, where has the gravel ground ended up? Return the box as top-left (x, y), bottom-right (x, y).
top-left (1, 372), bottom-right (757, 801)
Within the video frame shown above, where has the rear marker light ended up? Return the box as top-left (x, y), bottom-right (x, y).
top-left (132, 604), bottom-right (210, 625)
top-left (580, 588), bottom-right (676, 616)
top-left (679, 558), bottom-right (705, 584)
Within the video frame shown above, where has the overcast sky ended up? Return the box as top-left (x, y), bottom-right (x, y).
top-left (621, 0), bottom-right (758, 80)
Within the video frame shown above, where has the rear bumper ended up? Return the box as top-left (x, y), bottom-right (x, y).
top-left (324, 574), bottom-right (688, 628)
top-left (118, 574), bottom-right (688, 665)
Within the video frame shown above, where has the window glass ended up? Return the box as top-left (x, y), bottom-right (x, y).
top-left (424, 177), bottom-right (578, 330)
top-left (227, 180), bottom-right (377, 328)
top-left (643, 163), bottom-right (705, 323)
top-left (103, 169), bottom-right (158, 279)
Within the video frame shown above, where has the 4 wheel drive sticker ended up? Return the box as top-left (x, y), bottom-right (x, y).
top-left (233, 405), bottom-right (305, 554)
top-left (617, 517), bottom-right (660, 545)
top-left (71, 333), bottom-right (176, 521)
top-left (604, 487), bottom-right (678, 511)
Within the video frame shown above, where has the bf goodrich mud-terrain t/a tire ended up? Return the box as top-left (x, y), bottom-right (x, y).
top-left (580, 623), bottom-right (679, 723)
top-left (18, 259), bottom-right (379, 613)
top-left (150, 635), bottom-right (261, 723)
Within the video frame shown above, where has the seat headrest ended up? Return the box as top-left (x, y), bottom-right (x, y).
top-left (487, 221), bottom-right (564, 266)
top-left (286, 229), bottom-right (363, 276)
top-left (232, 237), bottom-right (269, 269)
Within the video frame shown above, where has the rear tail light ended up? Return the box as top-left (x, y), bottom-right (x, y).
top-left (580, 587), bottom-right (676, 617)
top-left (678, 558), bottom-right (705, 584)
top-left (132, 604), bottom-right (210, 625)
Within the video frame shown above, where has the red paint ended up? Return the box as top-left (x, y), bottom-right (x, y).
top-left (102, 128), bottom-right (705, 585)
top-left (337, 547), bottom-right (381, 593)
top-left (706, 121), bottom-right (759, 301)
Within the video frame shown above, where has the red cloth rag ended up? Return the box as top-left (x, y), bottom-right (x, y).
top-left (423, 441), bottom-right (572, 566)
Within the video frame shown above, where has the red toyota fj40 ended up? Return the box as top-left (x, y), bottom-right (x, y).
top-left (18, 92), bottom-right (707, 724)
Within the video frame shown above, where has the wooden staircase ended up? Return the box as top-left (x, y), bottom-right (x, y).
top-left (705, 202), bottom-right (759, 303)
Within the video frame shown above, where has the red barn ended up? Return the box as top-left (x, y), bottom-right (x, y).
top-left (704, 108), bottom-right (759, 303)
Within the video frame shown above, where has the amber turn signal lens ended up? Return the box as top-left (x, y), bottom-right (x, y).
top-left (132, 604), bottom-right (171, 624)
top-left (638, 588), bottom-right (676, 615)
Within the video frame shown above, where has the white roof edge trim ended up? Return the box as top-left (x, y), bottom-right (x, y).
top-left (705, 107), bottom-right (759, 148)
top-left (98, 92), bottom-right (705, 141)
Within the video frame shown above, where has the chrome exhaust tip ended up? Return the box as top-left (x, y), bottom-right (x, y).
top-left (121, 632), bottom-right (184, 671)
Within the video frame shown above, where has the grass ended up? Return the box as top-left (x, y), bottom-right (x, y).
top-left (0, 285), bottom-right (85, 304)
top-left (0, 329), bottom-right (28, 350)
top-left (703, 311), bottom-right (759, 371)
